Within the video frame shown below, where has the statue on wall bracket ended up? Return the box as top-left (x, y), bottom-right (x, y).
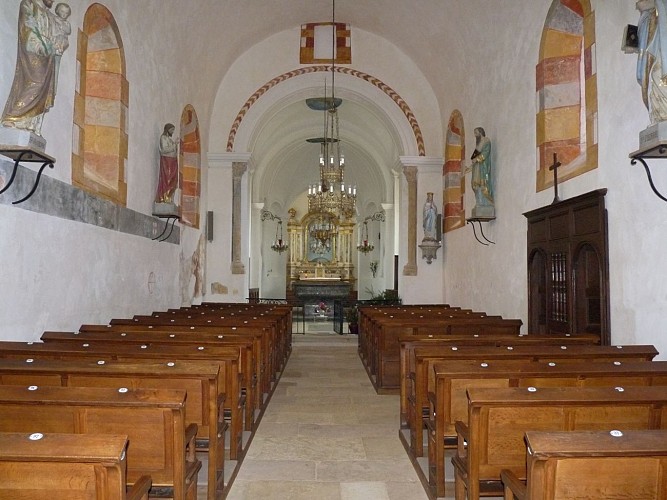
top-left (633, 0), bottom-right (667, 154)
top-left (0, 0), bottom-right (72, 151)
top-left (153, 122), bottom-right (180, 216)
top-left (419, 192), bottom-right (441, 264)
top-left (467, 127), bottom-right (495, 219)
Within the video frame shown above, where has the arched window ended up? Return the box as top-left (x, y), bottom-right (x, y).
top-left (179, 105), bottom-right (201, 228)
top-left (443, 111), bottom-right (465, 233)
top-left (72, 4), bottom-right (128, 205)
top-left (536, 0), bottom-right (597, 192)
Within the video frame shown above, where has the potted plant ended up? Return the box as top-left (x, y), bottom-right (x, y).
top-left (345, 306), bottom-right (359, 334)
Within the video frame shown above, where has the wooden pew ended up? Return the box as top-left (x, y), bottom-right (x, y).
top-left (426, 359), bottom-right (667, 497)
top-left (0, 385), bottom-right (199, 499)
top-left (110, 313), bottom-right (287, 385)
top-left (404, 343), bottom-right (658, 458)
top-left (364, 315), bottom-right (524, 394)
top-left (75, 323), bottom-right (270, 399)
top-left (398, 334), bottom-right (602, 430)
top-left (500, 429), bottom-right (667, 500)
top-left (0, 432), bottom-right (152, 500)
top-left (40, 331), bottom-right (255, 436)
top-left (0, 358), bottom-right (224, 500)
top-left (452, 386), bottom-right (667, 500)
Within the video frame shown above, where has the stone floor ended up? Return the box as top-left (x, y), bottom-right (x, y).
top-left (202, 331), bottom-right (433, 499)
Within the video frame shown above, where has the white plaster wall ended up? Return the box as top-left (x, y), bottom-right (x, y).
top-left (209, 27), bottom-right (442, 157)
top-left (0, 0), bottom-right (211, 340)
top-left (437, 1), bottom-right (667, 358)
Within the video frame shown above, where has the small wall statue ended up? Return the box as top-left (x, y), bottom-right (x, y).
top-left (154, 123), bottom-right (179, 214)
top-left (419, 192), bottom-right (441, 264)
top-left (422, 191), bottom-right (438, 241)
top-left (1, 0), bottom-right (71, 140)
top-left (469, 127), bottom-right (495, 218)
top-left (637, 0), bottom-right (667, 125)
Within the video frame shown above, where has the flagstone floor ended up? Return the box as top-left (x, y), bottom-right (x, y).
top-left (199, 331), bottom-right (452, 499)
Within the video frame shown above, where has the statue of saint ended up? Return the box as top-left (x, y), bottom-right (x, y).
top-left (637, 0), bottom-right (667, 124)
top-left (422, 192), bottom-right (438, 241)
top-left (470, 127), bottom-right (494, 217)
top-left (1, 0), bottom-right (70, 136)
top-left (155, 123), bottom-right (179, 205)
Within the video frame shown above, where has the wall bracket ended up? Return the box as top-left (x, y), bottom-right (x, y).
top-left (0, 147), bottom-right (55, 204)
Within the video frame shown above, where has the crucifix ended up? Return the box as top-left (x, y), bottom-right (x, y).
top-left (549, 152), bottom-right (561, 204)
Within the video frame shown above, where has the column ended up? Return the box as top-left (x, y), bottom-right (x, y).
top-left (402, 166), bottom-right (418, 276)
top-left (231, 162), bottom-right (247, 274)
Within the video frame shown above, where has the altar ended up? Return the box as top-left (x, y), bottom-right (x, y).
top-left (292, 280), bottom-right (351, 321)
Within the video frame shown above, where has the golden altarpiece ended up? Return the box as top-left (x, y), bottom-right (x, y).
top-left (285, 207), bottom-right (356, 297)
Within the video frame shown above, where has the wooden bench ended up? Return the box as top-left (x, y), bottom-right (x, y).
top-left (404, 343), bottom-right (658, 458)
top-left (0, 385), bottom-right (198, 499)
top-left (75, 323), bottom-right (271, 399)
top-left (111, 313), bottom-right (287, 384)
top-left (0, 432), bottom-right (152, 500)
top-left (500, 429), bottom-right (667, 500)
top-left (0, 357), bottom-right (224, 500)
top-left (426, 359), bottom-right (667, 497)
top-left (39, 332), bottom-right (254, 439)
top-left (364, 315), bottom-right (524, 393)
top-left (452, 386), bottom-right (667, 500)
top-left (398, 334), bottom-right (602, 431)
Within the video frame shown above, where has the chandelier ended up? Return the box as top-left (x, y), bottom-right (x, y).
top-left (261, 209), bottom-right (288, 254)
top-left (306, 0), bottom-right (356, 220)
top-left (357, 220), bottom-right (374, 254)
top-left (271, 220), bottom-right (288, 253)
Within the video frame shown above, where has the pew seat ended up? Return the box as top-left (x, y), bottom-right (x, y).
top-left (500, 429), bottom-right (667, 500)
top-left (0, 432), bottom-right (152, 500)
top-left (0, 385), bottom-right (199, 499)
top-left (452, 386), bottom-right (667, 500)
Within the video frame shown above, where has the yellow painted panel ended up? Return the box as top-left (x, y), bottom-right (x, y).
top-left (73, 93), bottom-right (85, 127)
top-left (543, 31), bottom-right (581, 59)
top-left (536, 111), bottom-right (545, 145)
top-left (585, 77), bottom-right (598, 112)
top-left (83, 125), bottom-right (121, 155)
top-left (445, 143), bottom-right (462, 158)
top-left (87, 49), bottom-right (122, 73)
top-left (182, 166), bottom-right (200, 182)
top-left (445, 186), bottom-right (462, 201)
top-left (584, 11), bottom-right (596, 47)
top-left (543, 107), bottom-right (580, 143)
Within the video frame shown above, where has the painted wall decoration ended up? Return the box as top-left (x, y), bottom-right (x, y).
top-left (71, 3), bottom-right (128, 205)
top-left (443, 110), bottom-right (465, 233)
top-left (300, 22), bottom-right (351, 64)
top-left (535, 0), bottom-right (597, 192)
top-left (179, 105), bottom-right (201, 228)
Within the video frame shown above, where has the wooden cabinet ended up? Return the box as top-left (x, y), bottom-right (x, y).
top-left (524, 189), bottom-right (610, 344)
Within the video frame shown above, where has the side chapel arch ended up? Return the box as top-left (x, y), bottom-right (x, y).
top-left (536, 0), bottom-right (597, 192)
top-left (443, 110), bottom-right (465, 233)
top-left (72, 3), bottom-right (128, 205)
top-left (179, 105), bottom-right (201, 228)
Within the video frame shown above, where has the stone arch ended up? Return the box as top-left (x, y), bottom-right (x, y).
top-left (443, 110), bottom-right (465, 233)
top-left (226, 66), bottom-right (425, 156)
top-left (179, 105), bottom-right (201, 228)
top-left (536, 0), bottom-right (597, 192)
top-left (72, 3), bottom-right (128, 204)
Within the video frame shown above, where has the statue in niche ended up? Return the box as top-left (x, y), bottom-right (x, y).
top-left (636, 0), bottom-right (667, 125)
top-left (468, 127), bottom-right (494, 218)
top-left (154, 123), bottom-right (179, 211)
top-left (1, 0), bottom-right (71, 137)
top-left (422, 192), bottom-right (438, 241)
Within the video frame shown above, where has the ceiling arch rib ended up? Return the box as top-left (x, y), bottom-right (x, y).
top-left (246, 76), bottom-right (403, 217)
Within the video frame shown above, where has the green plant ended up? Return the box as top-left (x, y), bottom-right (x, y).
top-left (370, 260), bottom-right (378, 277)
top-left (364, 286), bottom-right (402, 305)
top-left (344, 306), bottom-right (359, 324)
